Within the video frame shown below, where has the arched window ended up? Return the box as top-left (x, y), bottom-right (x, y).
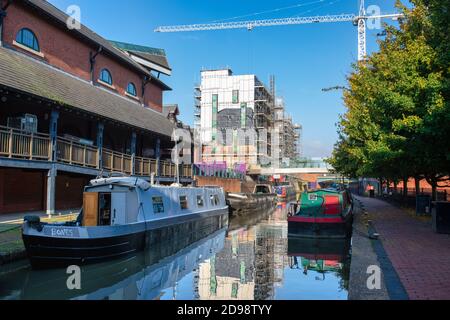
top-left (99, 69), bottom-right (113, 86)
top-left (127, 82), bottom-right (137, 96)
top-left (15, 28), bottom-right (40, 52)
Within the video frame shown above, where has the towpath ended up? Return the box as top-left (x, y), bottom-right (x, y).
top-left (355, 196), bottom-right (450, 300)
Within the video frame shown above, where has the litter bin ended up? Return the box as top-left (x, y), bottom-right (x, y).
top-left (369, 190), bottom-right (375, 198)
top-left (416, 194), bottom-right (432, 216)
top-left (432, 202), bottom-right (450, 234)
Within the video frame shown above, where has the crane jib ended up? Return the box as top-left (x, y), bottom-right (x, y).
top-left (154, 14), bottom-right (404, 33)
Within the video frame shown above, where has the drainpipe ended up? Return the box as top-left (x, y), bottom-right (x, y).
top-left (89, 46), bottom-right (103, 84)
top-left (141, 76), bottom-right (151, 107)
top-left (0, 1), bottom-right (13, 46)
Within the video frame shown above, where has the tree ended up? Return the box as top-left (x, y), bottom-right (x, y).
top-left (329, 0), bottom-right (449, 200)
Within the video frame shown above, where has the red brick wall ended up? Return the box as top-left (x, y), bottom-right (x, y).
top-left (393, 178), bottom-right (450, 193)
top-left (195, 176), bottom-right (242, 193)
top-left (2, 1), bottom-right (164, 112)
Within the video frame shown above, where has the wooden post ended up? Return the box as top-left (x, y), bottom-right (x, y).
top-left (69, 141), bottom-right (73, 165)
top-left (29, 133), bottom-right (34, 160)
top-left (83, 146), bottom-right (86, 167)
top-left (8, 128), bottom-right (13, 158)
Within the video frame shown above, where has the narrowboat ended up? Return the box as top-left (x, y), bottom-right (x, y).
top-left (288, 188), bottom-right (354, 239)
top-left (22, 177), bottom-right (229, 269)
top-left (274, 184), bottom-right (297, 202)
top-left (227, 184), bottom-right (277, 216)
top-left (12, 228), bottom-right (226, 300)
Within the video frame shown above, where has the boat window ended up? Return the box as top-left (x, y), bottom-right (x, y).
top-left (255, 185), bottom-right (270, 194)
top-left (152, 196), bottom-right (164, 213)
top-left (211, 194), bottom-right (220, 206)
top-left (210, 195), bottom-right (215, 206)
top-left (197, 195), bottom-right (204, 208)
top-left (98, 193), bottom-right (112, 226)
top-left (180, 196), bottom-right (188, 210)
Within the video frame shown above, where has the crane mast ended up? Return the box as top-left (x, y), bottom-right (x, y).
top-left (154, 0), bottom-right (403, 61)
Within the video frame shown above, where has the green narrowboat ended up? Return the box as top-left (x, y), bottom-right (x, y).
top-left (288, 188), bottom-right (354, 239)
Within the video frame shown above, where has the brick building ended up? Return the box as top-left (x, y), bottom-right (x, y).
top-left (0, 0), bottom-right (191, 214)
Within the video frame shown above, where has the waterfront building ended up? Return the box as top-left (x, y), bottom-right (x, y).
top-left (0, 0), bottom-right (190, 214)
top-left (195, 69), bottom-right (275, 169)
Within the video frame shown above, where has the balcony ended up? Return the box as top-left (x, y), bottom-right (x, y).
top-left (0, 126), bottom-right (192, 179)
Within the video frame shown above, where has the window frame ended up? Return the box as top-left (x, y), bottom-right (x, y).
top-left (126, 82), bottom-right (137, 97)
top-left (197, 195), bottom-right (204, 208)
top-left (99, 68), bottom-right (113, 86)
top-left (152, 196), bottom-right (165, 214)
top-left (179, 195), bottom-right (189, 210)
top-left (15, 28), bottom-right (40, 52)
top-left (232, 90), bottom-right (240, 104)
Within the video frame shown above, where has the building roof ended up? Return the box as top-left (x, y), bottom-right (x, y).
top-left (0, 47), bottom-right (176, 137)
top-left (163, 104), bottom-right (180, 118)
top-left (109, 41), bottom-right (171, 71)
top-left (23, 0), bottom-right (170, 90)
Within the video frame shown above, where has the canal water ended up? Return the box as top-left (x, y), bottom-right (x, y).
top-left (0, 203), bottom-right (351, 300)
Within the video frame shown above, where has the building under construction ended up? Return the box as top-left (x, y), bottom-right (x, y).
top-left (194, 69), bottom-right (301, 169)
top-left (273, 97), bottom-right (302, 166)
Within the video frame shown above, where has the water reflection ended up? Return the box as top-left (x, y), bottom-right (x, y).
top-left (0, 203), bottom-right (351, 300)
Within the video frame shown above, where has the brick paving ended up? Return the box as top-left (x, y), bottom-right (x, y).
top-left (356, 196), bottom-right (450, 300)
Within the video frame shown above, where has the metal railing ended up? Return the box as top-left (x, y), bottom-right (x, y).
top-left (0, 126), bottom-right (193, 179)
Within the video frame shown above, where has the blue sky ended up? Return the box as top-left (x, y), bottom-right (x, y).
top-left (49, 0), bottom-right (401, 157)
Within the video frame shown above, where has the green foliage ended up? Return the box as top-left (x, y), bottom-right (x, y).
top-left (329, 0), bottom-right (449, 192)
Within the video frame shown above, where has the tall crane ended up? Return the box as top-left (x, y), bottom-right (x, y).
top-left (155, 0), bottom-right (403, 61)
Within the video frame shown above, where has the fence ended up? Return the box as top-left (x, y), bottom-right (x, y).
top-left (0, 126), bottom-right (50, 160)
top-left (0, 126), bottom-right (192, 179)
top-left (193, 163), bottom-right (245, 180)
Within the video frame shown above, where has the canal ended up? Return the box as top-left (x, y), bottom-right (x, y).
top-left (0, 203), bottom-right (351, 300)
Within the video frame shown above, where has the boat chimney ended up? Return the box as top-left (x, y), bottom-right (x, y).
top-left (150, 172), bottom-right (155, 185)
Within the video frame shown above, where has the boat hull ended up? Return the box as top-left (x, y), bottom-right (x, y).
top-left (288, 215), bottom-right (353, 239)
top-left (23, 209), bottom-right (229, 269)
top-left (23, 231), bottom-right (146, 269)
top-left (227, 193), bottom-right (277, 216)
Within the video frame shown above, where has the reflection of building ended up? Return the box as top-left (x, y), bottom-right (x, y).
top-left (198, 228), bottom-right (256, 300)
top-left (254, 215), bottom-right (288, 300)
top-left (196, 69), bottom-right (274, 168)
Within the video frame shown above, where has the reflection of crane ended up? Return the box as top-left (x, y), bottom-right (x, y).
top-left (155, 0), bottom-right (403, 61)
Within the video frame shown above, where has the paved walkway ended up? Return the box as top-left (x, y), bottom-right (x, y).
top-left (356, 196), bottom-right (450, 300)
top-left (0, 209), bottom-right (79, 225)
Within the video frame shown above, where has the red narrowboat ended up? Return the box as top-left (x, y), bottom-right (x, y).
top-left (288, 188), bottom-right (354, 239)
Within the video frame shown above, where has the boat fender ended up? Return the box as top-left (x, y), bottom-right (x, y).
top-left (24, 216), bottom-right (43, 232)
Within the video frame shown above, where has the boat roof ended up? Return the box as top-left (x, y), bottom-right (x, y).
top-left (90, 177), bottom-right (151, 190)
top-left (89, 178), bottom-right (224, 192)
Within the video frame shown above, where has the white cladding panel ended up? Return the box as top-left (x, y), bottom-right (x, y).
top-left (200, 70), bottom-right (257, 143)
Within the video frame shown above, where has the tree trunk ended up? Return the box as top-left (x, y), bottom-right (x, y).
top-left (393, 180), bottom-right (398, 194)
top-left (403, 177), bottom-right (408, 200)
top-left (431, 183), bottom-right (437, 202)
top-left (414, 176), bottom-right (421, 197)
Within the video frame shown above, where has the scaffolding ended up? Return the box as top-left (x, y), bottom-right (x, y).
top-left (195, 69), bottom-right (277, 167)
